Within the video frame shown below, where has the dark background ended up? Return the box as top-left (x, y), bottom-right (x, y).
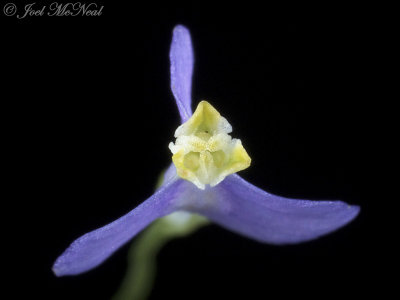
top-left (3, 2), bottom-right (374, 299)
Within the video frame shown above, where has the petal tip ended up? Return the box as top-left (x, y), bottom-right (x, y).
top-left (51, 261), bottom-right (64, 277)
top-left (346, 203), bottom-right (361, 222)
top-left (52, 254), bottom-right (72, 277)
top-left (173, 24), bottom-right (190, 34)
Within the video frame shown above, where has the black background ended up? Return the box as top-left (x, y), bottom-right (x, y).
top-left (3, 2), bottom-right (374, 300)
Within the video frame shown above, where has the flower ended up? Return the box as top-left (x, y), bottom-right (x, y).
top-left (53, 25), bottom-right (360, 277)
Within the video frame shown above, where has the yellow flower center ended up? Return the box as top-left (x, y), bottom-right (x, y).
top-left (169, 101), bottom-right (251, 189)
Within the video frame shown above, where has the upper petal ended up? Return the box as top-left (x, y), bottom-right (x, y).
top-left (52, 179), bottom-right (186, 276)
top-left (170, 25), bottom-right (194, 123)
top-left (186, 174), bottom-right (360, 245)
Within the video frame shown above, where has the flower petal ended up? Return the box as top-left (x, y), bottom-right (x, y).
top-left (162, 163), bottom-right (178, 186)
top-left (52, 179), bottom-right (185, 276)
top-left (170, 25), bottom-right (194, 122)
top-left (183, 175), bottom-right (360, 245)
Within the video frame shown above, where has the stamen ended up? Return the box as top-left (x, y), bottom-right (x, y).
top-left (169, 101), bottom-right (251, 189)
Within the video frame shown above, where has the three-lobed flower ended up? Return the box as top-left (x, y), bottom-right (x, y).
top-left (53, 25), bottom-right (360, 276)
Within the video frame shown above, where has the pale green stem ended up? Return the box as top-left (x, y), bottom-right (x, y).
top-left (112, 214), bottom-right (208, 300)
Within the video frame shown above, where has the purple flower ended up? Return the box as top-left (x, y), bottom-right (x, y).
top-left (53, 25), bottom-right (360, 277)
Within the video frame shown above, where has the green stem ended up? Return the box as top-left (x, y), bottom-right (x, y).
top-left (111, 213), bottom-right (209, 300)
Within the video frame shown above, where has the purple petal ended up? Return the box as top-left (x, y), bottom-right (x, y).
top-left (183, 175), bottom-right (360, 245)
top-left (53, 179), bottom-right (185, 276)
top-left (170, 25), bottom-right (194, 123)
top-left (162, 163), bottom-right (178, 186)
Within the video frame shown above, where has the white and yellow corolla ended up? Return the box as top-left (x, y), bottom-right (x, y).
top-left (169, 100), bottom-right (250, 189)
top-left (53, 25), bottom-right (360, 277)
